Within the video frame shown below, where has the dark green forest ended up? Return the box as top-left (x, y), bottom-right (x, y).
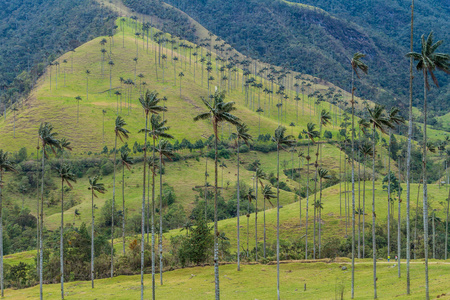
top-left (0, 0), bottom-right (117, 112)
top-left (132, 0), bottom-right (450, 114)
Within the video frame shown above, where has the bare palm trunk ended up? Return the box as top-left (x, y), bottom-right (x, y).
top-left (406, 0), bottom-right (414, 294)
top-left (60, 179), bottom-right (65, 299)
top-left (0, 170), bottom-right (4, 298)
top-left (255, 175), bottom-right (259, 262)
top-left (276, 144), bottom-right (281, 300)
top-left (422, 69), bottom-right (429, 300)
top-left (351, 71), bottom-right (356, 299)
top-left (363, 158), bottom-right (366, 258)
top-left (237, 142), bottom-right (241, 270)
top-left (159, 152), bottom-right (163, 285)
top-left (387, 131), bottom-right (392, 259)
top-left (140, 113), bottom-right (148, 300)
top-left (213, 121), bottom-right (220, 300)
top-left (372, 127), bottom-right (377, 299)
top-left (122, 164), bottom-right (126, 255)
top-left (111, 135), bottom-right (117, 278)
top-left (91, 189), bottom-right (95, 289)
top-left (40, 146), bottom-right (45, 300)
top-left (151, 137), bottom-right (156, 300)
top-left (305, 143), bottom-right (311, 259)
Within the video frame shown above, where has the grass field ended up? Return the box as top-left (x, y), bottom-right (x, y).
top-left (4, 260), bottom-right (450, 299)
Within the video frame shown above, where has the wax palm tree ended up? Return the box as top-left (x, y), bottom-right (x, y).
top-left (120, 151), bottom-right (133, 255)
top-left (317, 168), bottom-right (331, 258)
top-left (111, 116), bottom-right (129, 278)
top-left (115, 91), bottom-right (121, 115)
top-left (194, 91), bottom-right (241, 299)
top-left (405, 3), bottom-right (415, 293)
top-left (350, 52), bottom-right (368, 298)
top-left (178, 72), bottom-right (184, 98)
top-left (173, 56), bottom-right (178, 85)
top-left (272, 126), bottom-right (296, 300)
top-left (38, 122), bottom-right (60, 299)
top-left (56, 164), bottom-right (76, 299)
top-left (302, 122), bottom-right (320, 259)
top-left (138, 90), bottom-right (166, 300)
top-left (108, 60), bottom-right (114, 97)
top-left (75, 96), bottom-right (82, 123)
top-left (246, 188), bottom-right (256, 258)
top-left (88, 176), bottom-right (106, 289)
top-left (0, 150), bottom-right (16, 297)
top-left (407, 32), bottom-right (450, 300)
top-left (230, 123), bottom-right (252, 271)
top-left (359, 139), bottom-right (373, 258)
top-left (256, 107), bottom-right (264, 136)
top-left (367, 104), bottom-right (394, 299)
top-left (261, 184), bottom-right (276, 258)
top-left (85, 70), bottom-right (90, 101)
top-left (312, 110), bottom-right (331, 258)
top-left (255, 167), bottom-right (266, 261)
top-left (357, 118), bottom-right (370, 257)
top-left (156, 138), bottom-right (174, 285)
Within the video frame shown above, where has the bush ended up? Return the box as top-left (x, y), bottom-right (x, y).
top-left (100, 160), bottom-right (114, 176)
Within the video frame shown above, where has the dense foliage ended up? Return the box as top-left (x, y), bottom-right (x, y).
top-left (0, 0), bottom-right (117, 113)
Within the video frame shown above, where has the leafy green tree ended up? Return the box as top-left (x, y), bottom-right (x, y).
top-left (0, 150), bottom-right (16, 297)
top-left (194, 91), bottom-right (241, 299)
top-left (88, 176), bottom-right (106, 289)
top-left (272, 126), bottom-right (295, 300)
top-left (407, 32), bottom-right (449, 300)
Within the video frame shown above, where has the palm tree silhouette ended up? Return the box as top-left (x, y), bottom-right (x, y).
top-left (272, 126), bottom-right (295, 300)
top-left (56, 164), bottom-right (76, 299)
top-left (194, 91), bottom-right (241, 299)
top-left (230, 123), bottom-right (251, 271)
top-left (138, 90), bottom-right (166, 300)
top-left (350, 53), bottom-right (368, 298)
top-left (85, 70), bottom-right (90, 101)
top-left (75, 96), bottom-right (82, 123)
top-left (302, 123), bottom-right (319, 259)
top-left (178, 72), bottom-right (184, 98)
top-left (88, 176), bottom-right (106, 289)
top-left (111, 117), bottom-right (129, 278)
top-left (367, 104), bottom-right (394, 299)
top-left (407, 33), bottom-right (449, 299)
top-left (0, 150), bottom-right (16, 297)
top-left (38, 122), bottom-right (60, 299)
top-left (120, 150), bottom-right (133, 255)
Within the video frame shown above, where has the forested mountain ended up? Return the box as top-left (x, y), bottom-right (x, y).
top-left (0, 0), bottom-right (117, 111)
top-left (128, 0), bottom-right (449, 114)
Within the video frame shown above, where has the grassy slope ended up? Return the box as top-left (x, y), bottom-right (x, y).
top-left (4, 261), bottom-right (450, 299)
top-left (0, 18), bottom-right (349, 154)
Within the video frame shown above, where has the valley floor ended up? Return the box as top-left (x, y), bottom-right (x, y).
top-left (5, 260), bottom-right (450, 299)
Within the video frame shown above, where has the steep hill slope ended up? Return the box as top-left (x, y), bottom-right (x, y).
top-left (127, 0), bottom-right (450, 114)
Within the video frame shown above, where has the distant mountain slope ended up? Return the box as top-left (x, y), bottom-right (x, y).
top-left (0, 0), bottom-right (117, 111)
top-left (128, 0), bottom-right (449, 114)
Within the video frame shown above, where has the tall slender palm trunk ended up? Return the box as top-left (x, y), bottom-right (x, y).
top-left (422, 69), bottom-right (429, 300)
top-left (151, 137), bottom-right (157, 300)
top-left (140, 114), bottom-right (148, 300)
top-left (213, 121), bottom-right (220, 300)
top-left (387, 131), bottom-right (392, 259)
top-left (122, 165), bottom-right (126, 255)
top-left (40, 146), bottom-right (45, 300)
top-left (305, 143), bottom-right (311, 259)
top-left (0, 170), bottom-right (3, 298)
top-left (372, 127), bottom-right (377, 299)
top-left (276, 144), bottom-right (281, 300)
top-left (159, 152), bottom-right (164, 285)
top-left (405, 0), bottom-right (414, 294)
top-left (60, 179), bottom-right (65, 299)
top-left (351, 71), bottom-right (356, 299)
top-left (91, 189), bottom-right (95, 289)
top-left (237, 144), bottom-right (241, 270)
top-left (111, 135), bottom-right (118, 278)
top-left (255, 173), bottom-right (259, 261)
